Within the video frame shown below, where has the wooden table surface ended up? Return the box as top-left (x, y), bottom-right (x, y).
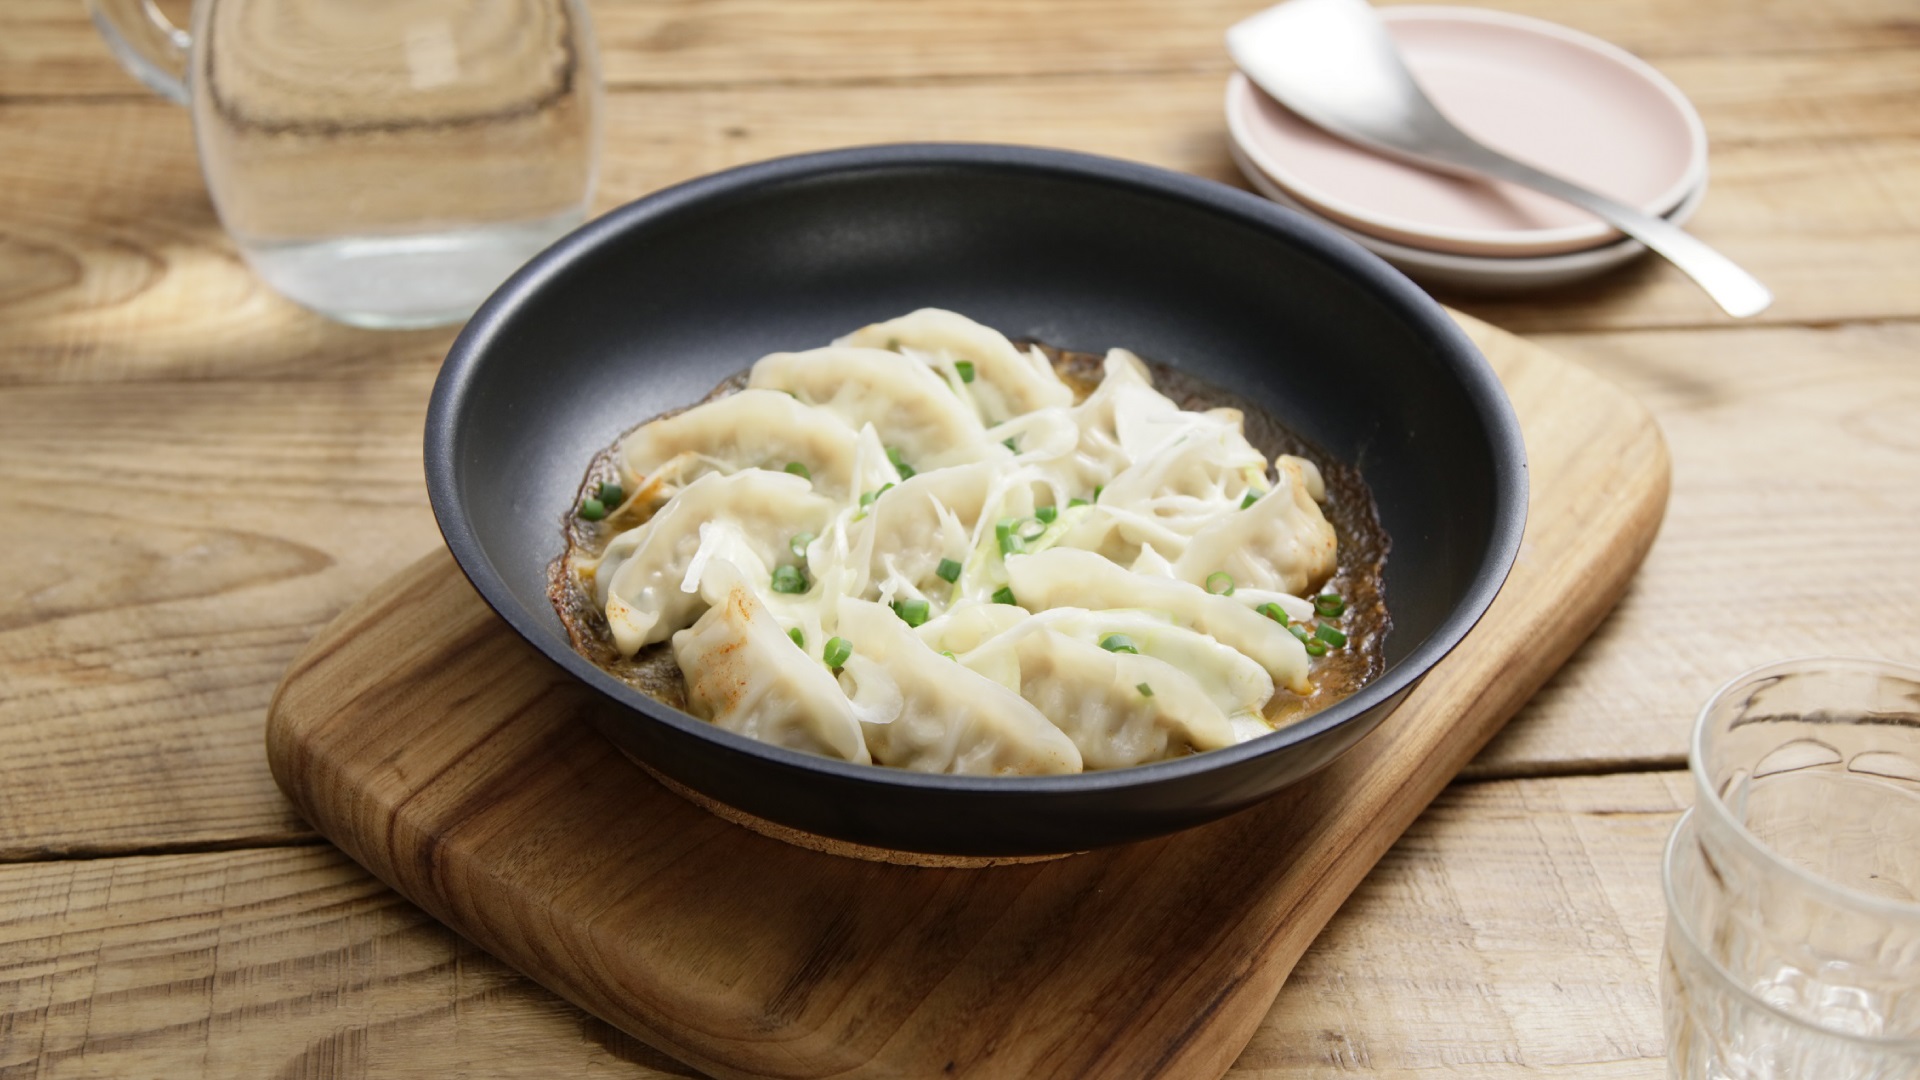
top-left (3, 0), bottom-right (1916, 1076)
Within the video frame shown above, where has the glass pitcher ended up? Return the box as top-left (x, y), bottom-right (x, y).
top-left (89, 0), bottom-right (601, 329)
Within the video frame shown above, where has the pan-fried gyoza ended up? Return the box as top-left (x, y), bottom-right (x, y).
top-left (552, 309), bottom-right (1389, 775)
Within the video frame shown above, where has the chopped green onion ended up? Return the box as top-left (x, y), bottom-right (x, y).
top-left (1014, 516), bottom-right (1046, 542)
top-left (1240, 491), bottom-right (1259, 510)
top-left (886, 446), bottom-right (915, 480)
top-left (577, 497), bottom-right (606, 521)
top-left (1093, 485), bottom-right (1104, 502)
top-left (596, 481), bottom-right (625, 507)
top-left (955, 360), bottom-right (976, 383)
top-left (1256, 601), bottom-right (1288, 624)
top-left (936, 557), bottom-right (963, 583)
top-left (991, 586), bottom-right (1017, 606)
top-left (1136, 682), bottom-right (1155, 697)
top-left (1003, 437), bottom-right (1019, 453)
top-left (789, 532), bottom-right (814, 560)
top-left (784, 461), bottom-right (811, 480)
top-left (1315, 623), bottom-right (1348, 647)
top-left (770, 565), bottom-right (808, 594)
top-left (823, 636), bottom-right (852, 669)
top-left (1068, 497), bottom-right (1088, 509)
top-left (860, 489), bottom-right (880, 508)
top-left (1314, 593), bottom-right (1347, 618)
top-left (1205, 571), bottom-right (1235, 596)
top-left (941, 650), bottom-right (957, 660)
top-left (1286, 623), bottom-right (1311, 644)
top-left (1303, 639), bottom-right (1329, 657)
top-left (996, 519), bottom-right (1021, 556)
top-left (787, 627), bottom-right (805, 649)
top-left (1036, 505), bottom-right (1058, 524)
top-left (892, 598), bottom-right (931, 627)
top-left (1099, 633), bottom-right (1139, 654)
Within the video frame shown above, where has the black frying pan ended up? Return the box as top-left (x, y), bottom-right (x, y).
top-left (425, 144), bottom-right (1526, 857)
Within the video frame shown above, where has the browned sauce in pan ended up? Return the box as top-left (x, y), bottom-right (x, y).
top-left (549, 343), bottom-right (1391, 740)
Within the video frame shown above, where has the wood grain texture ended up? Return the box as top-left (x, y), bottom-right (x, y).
top-left (6, 36), bottom-right (1920, 856)
top-left (0, 373), bottom-right (442, 859)
top-left (1, 0), bottom-right (1913, 1073)
top-left (7, 44), bottom-right (1920, 373)
top-left (257, 318), bottom-right (1667, 1079)
top-left (0, 771), bottom-right (1689, 1079)
top-left (12, 0), bottom-right (1919, 99)
top-left (1470, 320), bottom-right (1920, 776)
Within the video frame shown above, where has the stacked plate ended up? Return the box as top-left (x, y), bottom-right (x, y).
top-left (1226, 6), bottom-right (1708, 291)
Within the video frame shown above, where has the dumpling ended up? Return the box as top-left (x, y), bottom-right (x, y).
top-left (1173, 454), bottom-right (1337, 597)
top-left (846, 463), bottom-right (990, 610)
top-left (1130, 543), bottom-right (1178, 577)
top-left (915, 601), bottom-right (1031, 655)
top-left (1019, 608), bottom-right (1274, 722)
top-left (1096, 413), bottom-right (1269, 520)
top-left (838, 308), bottom-right (1073, 425)
top-left (1051, 417), bottom-right (1271, 565)
top-left (1054, 502), bottom-right (1198, 564)
top-left (1003, 547), bottom-right (1312, 694)
top-left (620, 389), bottom-right (863, 499)
top-left (1279, 453), bottom-right (1327, 502)
top-left (587, 470), bottom-right (833, 655)
top-left (988, 349), bottom-right (1171, 503)
top-left (672, 561), bottom-right (871, 764)
top-left (842, 461), bottom-right (1037, 611)
top-left (831, 597), bottom-right (1082, 775)
top-left (1231, 587), bottom-right (1316, 624)
top-left (971, 627), bottom-right (1239, 768)
top-left (747, 347), bottom-right (992, 471)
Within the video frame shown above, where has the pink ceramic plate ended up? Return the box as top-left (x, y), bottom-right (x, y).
top-left (1231, 140), bottom-right (1706, 292)
top-left (1226, 6), bottom-right (1707, 258)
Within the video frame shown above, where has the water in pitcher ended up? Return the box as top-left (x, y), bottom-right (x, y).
top-left (89, 0), bottom-right (602, 329)
top-left (241, 209), bottom-right (583, 329)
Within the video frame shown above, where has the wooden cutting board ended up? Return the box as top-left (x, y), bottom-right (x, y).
top-left (267, 312), bottom-right (1668, 1080)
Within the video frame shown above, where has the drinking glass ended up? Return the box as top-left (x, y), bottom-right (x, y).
top-left (89, 0), bottom-right (601, 328)
top-left (1662, 657), bottom-right (1920, 1079)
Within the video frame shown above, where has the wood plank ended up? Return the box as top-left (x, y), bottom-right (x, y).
top-left (1239, 770), bottom-right (1688, 1078)
top-left (253, 314), bottom-right (1665, 1079)
top-left (10, 0), bottom-right (1918, 100)
top-left (0, 376), bottom-right (443, 859)
top-left (5, 47), bottom-right (1920, 381)
top-left (0, 771), bottom-right (1688, 1078)
top-left (1469, 320), bottom-right (1920, 777)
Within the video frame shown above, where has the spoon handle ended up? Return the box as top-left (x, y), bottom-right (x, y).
top-left (1433, 140), bottom-right (1773, 318)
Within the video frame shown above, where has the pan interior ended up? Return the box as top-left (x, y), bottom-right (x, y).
top-left (449, 163), bottom-right (1500, 678)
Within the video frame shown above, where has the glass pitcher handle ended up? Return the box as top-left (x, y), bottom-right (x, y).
top-left (88, 0), bottom-right (190, 105)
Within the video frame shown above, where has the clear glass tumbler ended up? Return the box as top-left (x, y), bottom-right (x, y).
top-left (89, 0), bottom-right (601, 328)
top-left (1662, 657), bottom-right (1920, 1079)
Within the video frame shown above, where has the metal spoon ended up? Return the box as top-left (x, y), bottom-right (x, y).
top-left (1227, 0), bottom-right (1772, 317)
